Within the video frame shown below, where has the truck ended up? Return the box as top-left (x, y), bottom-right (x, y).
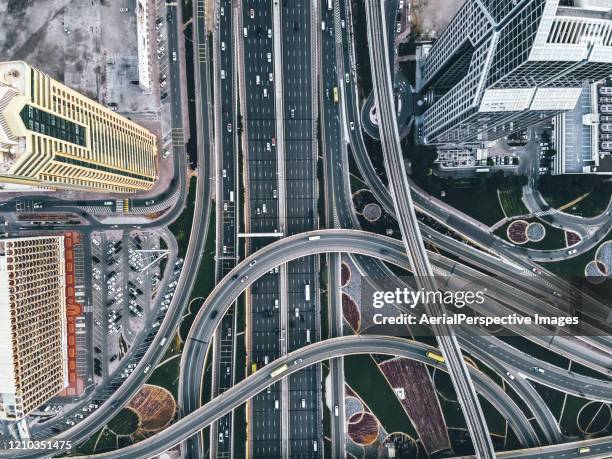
top-left (328, 0), bottom-right (333, 10)
top-left (270, 363), bottom-right (288, 378)
top-left (426, 351), bottom-right (445, 363)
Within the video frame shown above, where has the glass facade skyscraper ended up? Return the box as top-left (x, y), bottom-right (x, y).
top-left (419, 0), bottom-right (612, 145)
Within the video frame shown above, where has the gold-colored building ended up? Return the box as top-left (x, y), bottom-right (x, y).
top-left (0, 236), bottom-right (68, 420)
top-left (0, 61), bottom-right (158, 193)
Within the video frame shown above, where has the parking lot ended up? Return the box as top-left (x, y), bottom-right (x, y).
top-left (90, 230), bottom-right (164, 382)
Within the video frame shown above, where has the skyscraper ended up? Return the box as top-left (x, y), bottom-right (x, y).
top-left (418, 0), bottom-right (612, 145)
top-left (0, 236), bottom-right (68, 420)
top-left (0, 61), bottom-right (158, 193)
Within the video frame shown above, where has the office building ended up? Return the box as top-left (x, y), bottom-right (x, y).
top-left (0, 61), bottom-right (158, 193)
top-left (418, 0), bottom-right (612, 145)
top-left (0, 236), bottom-right (68, 420)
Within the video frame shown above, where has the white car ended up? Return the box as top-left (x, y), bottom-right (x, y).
top-left (172, 51), bottom-right (177, 61)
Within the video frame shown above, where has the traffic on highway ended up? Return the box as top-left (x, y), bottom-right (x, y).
top-left (0, 0), bottom-right (610, 459)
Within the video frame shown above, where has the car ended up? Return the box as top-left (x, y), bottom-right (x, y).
top-left (144, 365), bottom-right (151, 374)
top-left (268, 28), bottom-right (272, 38)
top-left (160, 81), bottom-right (167, 88)
top-left (172, 51), bottom-right (177, 61)
top-left (533, 366), bottom-right (545, 374)
top-left (249, 260), bottom-right (257, 267)
top-left (158, 47), bottom-right (165, 53)
top-left (221, 69), bottom-right (226, 79)
top-left (267, 52), bottom-right (272, 62)
top-left (273, 189), bottom-right (277, 198)
top-left (162, 150), bottom-right (170, 159)
top-left (240, 275), bottom-right (248, 283)
top-left (271, 137), bottom-right (276, 146)
top-left (145, 199), bottom-right (155, 205)
top-left (568, 249), bottom-right (577, 255)
top-left (505, 371), bottom-right (515, 380)
top-left (531, 267), bottom-right (542, 274)
top-left (249, 8), bottom-right (255, 19)
top-left (349, 121), bottom-right (355, 130)
top-left (219, 433), bottom-right (224, 443)
top-left (290, 108), bottom-right (295, 118)
top-left (266, 142), bottom-right (271, 151)
top-left (120, 7), bottom-right (129, 12)
top-left (221, 41), bottom-right (226, 51)
top-left (166, 12), bottom-right (173, 22)
top-left (227, 123), bottom-right (232, 132)
top-left (220, 6), bottom-right (224, 15)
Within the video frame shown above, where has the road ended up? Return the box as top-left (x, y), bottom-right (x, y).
top-left (0, 1), bottom-right (215, 456)
top-left (82, 335), bottom-right (550, 459)
top-left (363, 2), bottom-right (494, 457)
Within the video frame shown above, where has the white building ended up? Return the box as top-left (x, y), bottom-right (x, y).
top-left (0, 236), bottom-right (68, 419)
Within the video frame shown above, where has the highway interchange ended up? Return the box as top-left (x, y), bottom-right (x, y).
top-left (1, 0), bottom-right (610, 458)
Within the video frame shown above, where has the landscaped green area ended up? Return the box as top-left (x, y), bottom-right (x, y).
top-left (498, 188), bottom-right (529, 218)
top-left (493, 218), bottom-right (567, 250)
top-left (402, 144), bottom-right (527, 226)
top-left (107, 408), bottom-right (140, 436)
top-left (169, 176), bottom-right (197, 258)
top-left (542, 229), bottom-right (611, 279)
top-left (566, 181), bottom-right (612, 217)
top-left (179, 209), bottom-right (216, 340)
top-left (147, 356), bottom-right (180, 399)
top-left (345, 354), bottom-right (418, 437)
top-left (538, 175), bottom-right (609, 212)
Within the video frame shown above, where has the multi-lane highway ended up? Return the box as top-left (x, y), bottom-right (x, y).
top-left (81, 336), bottom-right (612, 459)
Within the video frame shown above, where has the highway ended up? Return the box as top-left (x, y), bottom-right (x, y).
top-left (280, 0), bottom-right (323, 455)
top-left (0, 1), bottom-right (216, 456)
top-left (180, 0), bottom-right (240, 457)
top-left (180, 228), bottom-right (612, 409)
top-left (82, 335), bottom-right (547, 459)
top-left (320, 0), bottom-right (351, 455)
top-left (363, 1), bottom-right (495, 457)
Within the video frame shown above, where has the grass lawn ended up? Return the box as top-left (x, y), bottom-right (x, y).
top-left (542, 229), bottom-right (611, 279)
top-left (147, 356), bottom-right (180, 399)
top-left (494, 218), bottom-right (567, 250)
top-left (179, 209), bottom-right (216, 340)
top-left (498, 188), bottom-right (529, 218)
top-left (107, 408), bottom-right (140, 436)
top-left (168, 176), bottom-right (197, 258)
top-left (538, 175), bottom-right (608, 210)
top-left (345, 354), bottom-right (418, 437)
top-left (564, 182), bottom-right (612, 218)
top-left (440, 187), bottom-right (505, 226)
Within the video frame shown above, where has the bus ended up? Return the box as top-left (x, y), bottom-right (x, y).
top-left (305, 283), bottom-right (311, 301)
top-left (426, 351), bottom-right (445, 363)
top-left (333, 86), bottom-right (339, 104)
top-left (270, 363), bottom-right (288, 378)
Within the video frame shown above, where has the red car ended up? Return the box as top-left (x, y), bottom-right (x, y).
top-left (271, 137), bottom-right (276, 146)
